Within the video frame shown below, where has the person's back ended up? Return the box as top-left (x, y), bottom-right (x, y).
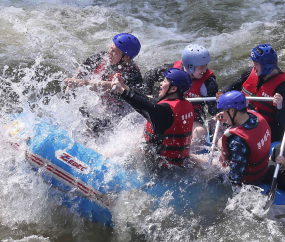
top-left (217, 91), bottom-right (271, 185)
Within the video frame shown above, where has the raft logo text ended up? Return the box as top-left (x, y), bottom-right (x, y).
top-left (257, 129), bottom-right (270, 150)
top-left (182, 112), bottom-right (193, 121)
top-left (187, 92), bottom-right (200, 98)
top-left (55, 150), bottom-right (91, 174)
top-left (261, 92), bottom-right (271, 98)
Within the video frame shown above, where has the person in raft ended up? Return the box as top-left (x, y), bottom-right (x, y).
top-left (143, 44), bottom-right (219, 148)
top-left (220, 44), bottom-right (285, 142)
top-left (111, 68), bottom-right (194, 168)
top-left (214, 91), bottom-right (271, 185)
top-left (64, 33), bottom-right (143, 134)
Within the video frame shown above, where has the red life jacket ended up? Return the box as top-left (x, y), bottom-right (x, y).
top-left (242, 68), bottom-right (285, 123)
top-left (173, 60), bottom-right (215, 119)
top-left (144, 98), bottom-right (194, 167)
top-left (220, 111), bottom-right (271, 184)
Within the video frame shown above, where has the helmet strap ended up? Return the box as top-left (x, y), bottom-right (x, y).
top-left (159, 84), bottom-right (178, 101)
top-left (227, 109), bottom-right (237, 126)
top-left (117, 53), bottom-right (126, 65)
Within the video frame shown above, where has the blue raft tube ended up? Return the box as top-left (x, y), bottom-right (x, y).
top-left (7, 114), bottom-right (285, 226)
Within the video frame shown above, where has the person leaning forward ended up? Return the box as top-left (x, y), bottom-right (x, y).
top-left (111, 68), bottom-right (194, 168)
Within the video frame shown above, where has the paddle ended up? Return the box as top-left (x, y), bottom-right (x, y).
top-left (264, 131), bottom-right (285, 210)
top-left (110, 84), bottom-right (117, 94)
top-left (208, 117), bottom-right (221, 165)
top-left (186, 97), bottom-right (273, 102)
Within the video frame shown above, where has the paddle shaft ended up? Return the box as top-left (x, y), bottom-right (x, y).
top-left (273, 132), bottom-right (285, 178)
top-left (265, 131), bottom-right (285, 210)
top-left (186, 97), bottom-right (273, 102)
top-left (208, 118), bottom-right (221, 165)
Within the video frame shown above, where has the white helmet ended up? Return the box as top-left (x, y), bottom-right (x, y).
top-left (182, 44), bottom-right (211, 74)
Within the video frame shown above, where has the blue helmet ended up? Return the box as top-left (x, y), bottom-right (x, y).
top-left (163, 68), bottom-right (192, 94)
top-left (113, 33), bottom-right (141, 59)
top-left (217, 91), bottom-right (247, 110)
top-left (250, 44), bottom-right (277, 76)
top-left (182, 44), bottom-right (211, 74)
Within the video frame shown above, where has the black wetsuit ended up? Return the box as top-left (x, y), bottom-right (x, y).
top-left (221, 67), bottom-right (285, 142)
top-left (121, 88), bottom-right (174, 133)
top-left (78, 51), bottom-right (143, 89)
top-left (76, 51), bottom-right (143, 134)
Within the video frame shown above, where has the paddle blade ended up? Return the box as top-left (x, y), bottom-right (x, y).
top-left (263, 178), bottom-right (278, 210)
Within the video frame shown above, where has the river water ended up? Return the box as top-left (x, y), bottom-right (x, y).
top-left (1, 0), bottom-right (285, 241)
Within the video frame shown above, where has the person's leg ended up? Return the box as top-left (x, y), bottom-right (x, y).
top-left (191, 121), bottom-right (208, 153)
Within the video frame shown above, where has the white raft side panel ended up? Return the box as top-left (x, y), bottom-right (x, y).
top-left (25, 150), bottom-right (111, 208)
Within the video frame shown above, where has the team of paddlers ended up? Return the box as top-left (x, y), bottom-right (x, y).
top-left (65, 33), bottom-right (285, 188)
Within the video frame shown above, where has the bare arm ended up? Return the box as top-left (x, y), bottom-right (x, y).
top-left (89, 80), bottom-right (112, 92)
top-left (64, 74), bottom-right (112, 93)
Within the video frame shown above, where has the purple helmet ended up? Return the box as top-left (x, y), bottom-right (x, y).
top-left (217, 91), bottom-right (246, 110)
top-left (113, 33), bottom-right (141, 59)
top-left (250, 44), bottom-right (277, 76)
top-left (164, 68), bottom-right (192, 94)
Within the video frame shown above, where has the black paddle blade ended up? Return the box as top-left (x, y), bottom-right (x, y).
top-left (263, 179), bottom-right (278, 210)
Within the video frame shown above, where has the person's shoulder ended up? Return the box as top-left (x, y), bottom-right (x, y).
top-left (227, 134), bottom-right (247, 148)
top-left (207, 68), bottom-right (215, 74)
top-left (145, 63), bottom-right (173, 76)
top-left (83, 51), bottom-right (106, 66)
top-left (204, 69), bottom-right (217, 81)
top-left (242, 66), bottom-right (253, 76)
top-left (205, 74), bottom-right (217, 84)
top-left (129, 60), bottom-right (141, 71)
top-left (87, 51), bottom-right (106, 59)
top-left (204, 74), bottom-right (218, 93)
top-left (274, 75), bottom-right (285, 93)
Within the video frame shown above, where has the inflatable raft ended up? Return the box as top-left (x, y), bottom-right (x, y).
top-left (7, 114), bottom-right (285, 226)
